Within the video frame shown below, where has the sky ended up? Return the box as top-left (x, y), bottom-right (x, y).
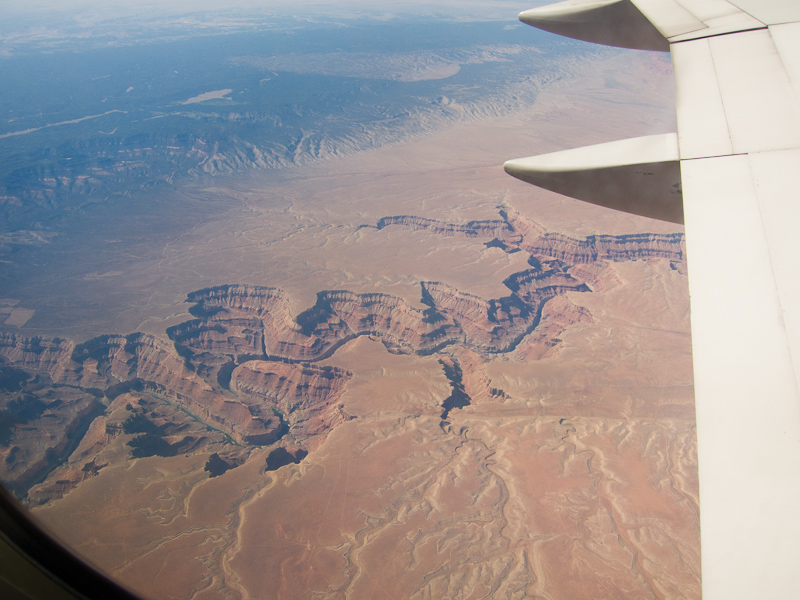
top-left (1, 0), bottom-right (534, 18)
top-left (0, 0), bottom-right (546, 55)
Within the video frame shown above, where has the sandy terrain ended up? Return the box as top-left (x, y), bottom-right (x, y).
top-left (23, 48), bottom-right (700, 599)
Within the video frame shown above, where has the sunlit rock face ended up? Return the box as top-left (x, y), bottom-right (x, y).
top-left (0, 4), bottom-right (697, 599)
top-left (230, 361), bottom-right (351, 445)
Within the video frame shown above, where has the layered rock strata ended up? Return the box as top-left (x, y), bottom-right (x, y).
top-left (230, 361), bottom-right (351, 449)
top-left (169, 276), bottom-right (591, 364)
top-left (369, 208), bottom-right (686, 267)
top-left (0, 328), bottom-right (356, 502)
top-left (1, 212), bottom-right (687, 510)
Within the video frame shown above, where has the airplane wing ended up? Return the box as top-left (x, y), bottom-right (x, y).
top-left (505, 1), bottom-right (800, 598)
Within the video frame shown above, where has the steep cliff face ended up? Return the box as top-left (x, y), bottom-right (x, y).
top-left (0, 334), bottom-right (75, 382)
top-left (385, 206), bottom-right (688, 269)
top-left (421, 282), bottom-right (535, 353)
top-left (503, 268), bottom-right (590, 301)
top-left (500, 207), bottom-right (547, 241)
top-left (170, 285), bottom-right (466, 361)
top-left (171, 259), bottom-right (600, 363)
top-left (69, 333), bottom-right (307, 446)
top-left (371, 215), bottom-right (522, 246)
top-left (230, 361), bottom-right (351, 448)
top-left (527, 232), bottom-right (685, 264)
top-left (169, 285), bottom-right (298, 360)
top-left (67, 333), bottom-right (209, 389)
top-left (297, 290), bottom-right (462, 357)
top-left (0, 332), bottom-right (356, 501)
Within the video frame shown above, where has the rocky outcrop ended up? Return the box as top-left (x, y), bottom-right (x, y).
top-left (421, 282), bottom-right (535, 353)
top-left (230, 361), bottom-right (351, 448)
top-left (503, 269), bottom-right (590, 300)
top-left (527, 232), bottom-right (685, 264)
top-left (445, 346), bottom-right (508, 406)
top-left (0, 334), bottom-right (75, 382)
top-left (370, 207), bottom-right (686, 270)
top-left (0, 322), bottom-right (358, 500)
top-left (370, 215), bottom-right (522, 245)
top-left (500, 207), bottom-right (547, 241)
top-left (67, 333), bottom-right (295, 446)
top-left (512, 295), bottom-right (593, 361)
top-left (172, 270), bottom-right (592, 363)
top-left (296, 290), bottom-right (461, 357)
top-left (168, 285), bottom-right (299, 360)
top-left (0, 330), bottom-right (331, 452)
top-left (171, 285), bottom-right (465, 361)
top-left (567, 263), bottom-right (622, 293)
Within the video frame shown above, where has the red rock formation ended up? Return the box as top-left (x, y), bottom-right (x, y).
top-left (525, 231), bottom-right (685, 264)
top-left (68, 333), bottom-right (291, 446)
top-left (171, 285), bottom-right (465, 361)
top-left (230, 361), bottom-right (351, 449)
top-left (368, 208), bottom-right (686, 269)
top-left (514, 295), bottom-right (593, 361)
top-left (567, 263), bottom-right (622, 293)
top-left (500, 207), bottom-right (547, 241)
top-left (0, 334), bottom-right (74, 382)
top-left (303, 290), bottom-right (461, 357)
top-left (504, 269), bottom-right (590, 298)
top-left (172, 275), bottom-right (591, 363)
top-left (1, 332), bottom-right (295, 449)
top-left (169, 285), bottom-right (298, 359)
top-left (373, 215), bottom-right (521, 245)
top-left (446, 346), bottom-right (506, 405)
top-left (422, 281), bottom-right (533, 352)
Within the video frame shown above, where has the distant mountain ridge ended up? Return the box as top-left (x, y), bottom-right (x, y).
top-left (0, 17), bottom-right (595, 231)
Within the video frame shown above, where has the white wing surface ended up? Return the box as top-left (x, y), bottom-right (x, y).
top-left (506, 2), bottom-right (800, 598)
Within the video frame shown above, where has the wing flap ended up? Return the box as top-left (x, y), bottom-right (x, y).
top-left (672, 28), bottom-right (800, 158)
top-left (671, 39), bottom-right (733, 159)
top-left (681, 153), bottom-right (800, 598)
top-left (708, 29), bottom-right (800, 153)
top-left (630, 0), bottom-right (765, 39)
top-left (629, 0), bottom-right (708, 37)
top-left (667, 11), bottom-right (764, 41)
top-left (727, 0), bottom-right (800, 25)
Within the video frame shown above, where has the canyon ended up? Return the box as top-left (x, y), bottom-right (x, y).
top-left (0, 204), bottom-right (697, 598)
top-left (0, 12), bottom-right (697, 597)
top-left (1, 209), bottom-right (686, 503)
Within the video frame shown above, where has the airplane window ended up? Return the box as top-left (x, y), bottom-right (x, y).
top-left (0, 2), bottom-right (698, 598)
